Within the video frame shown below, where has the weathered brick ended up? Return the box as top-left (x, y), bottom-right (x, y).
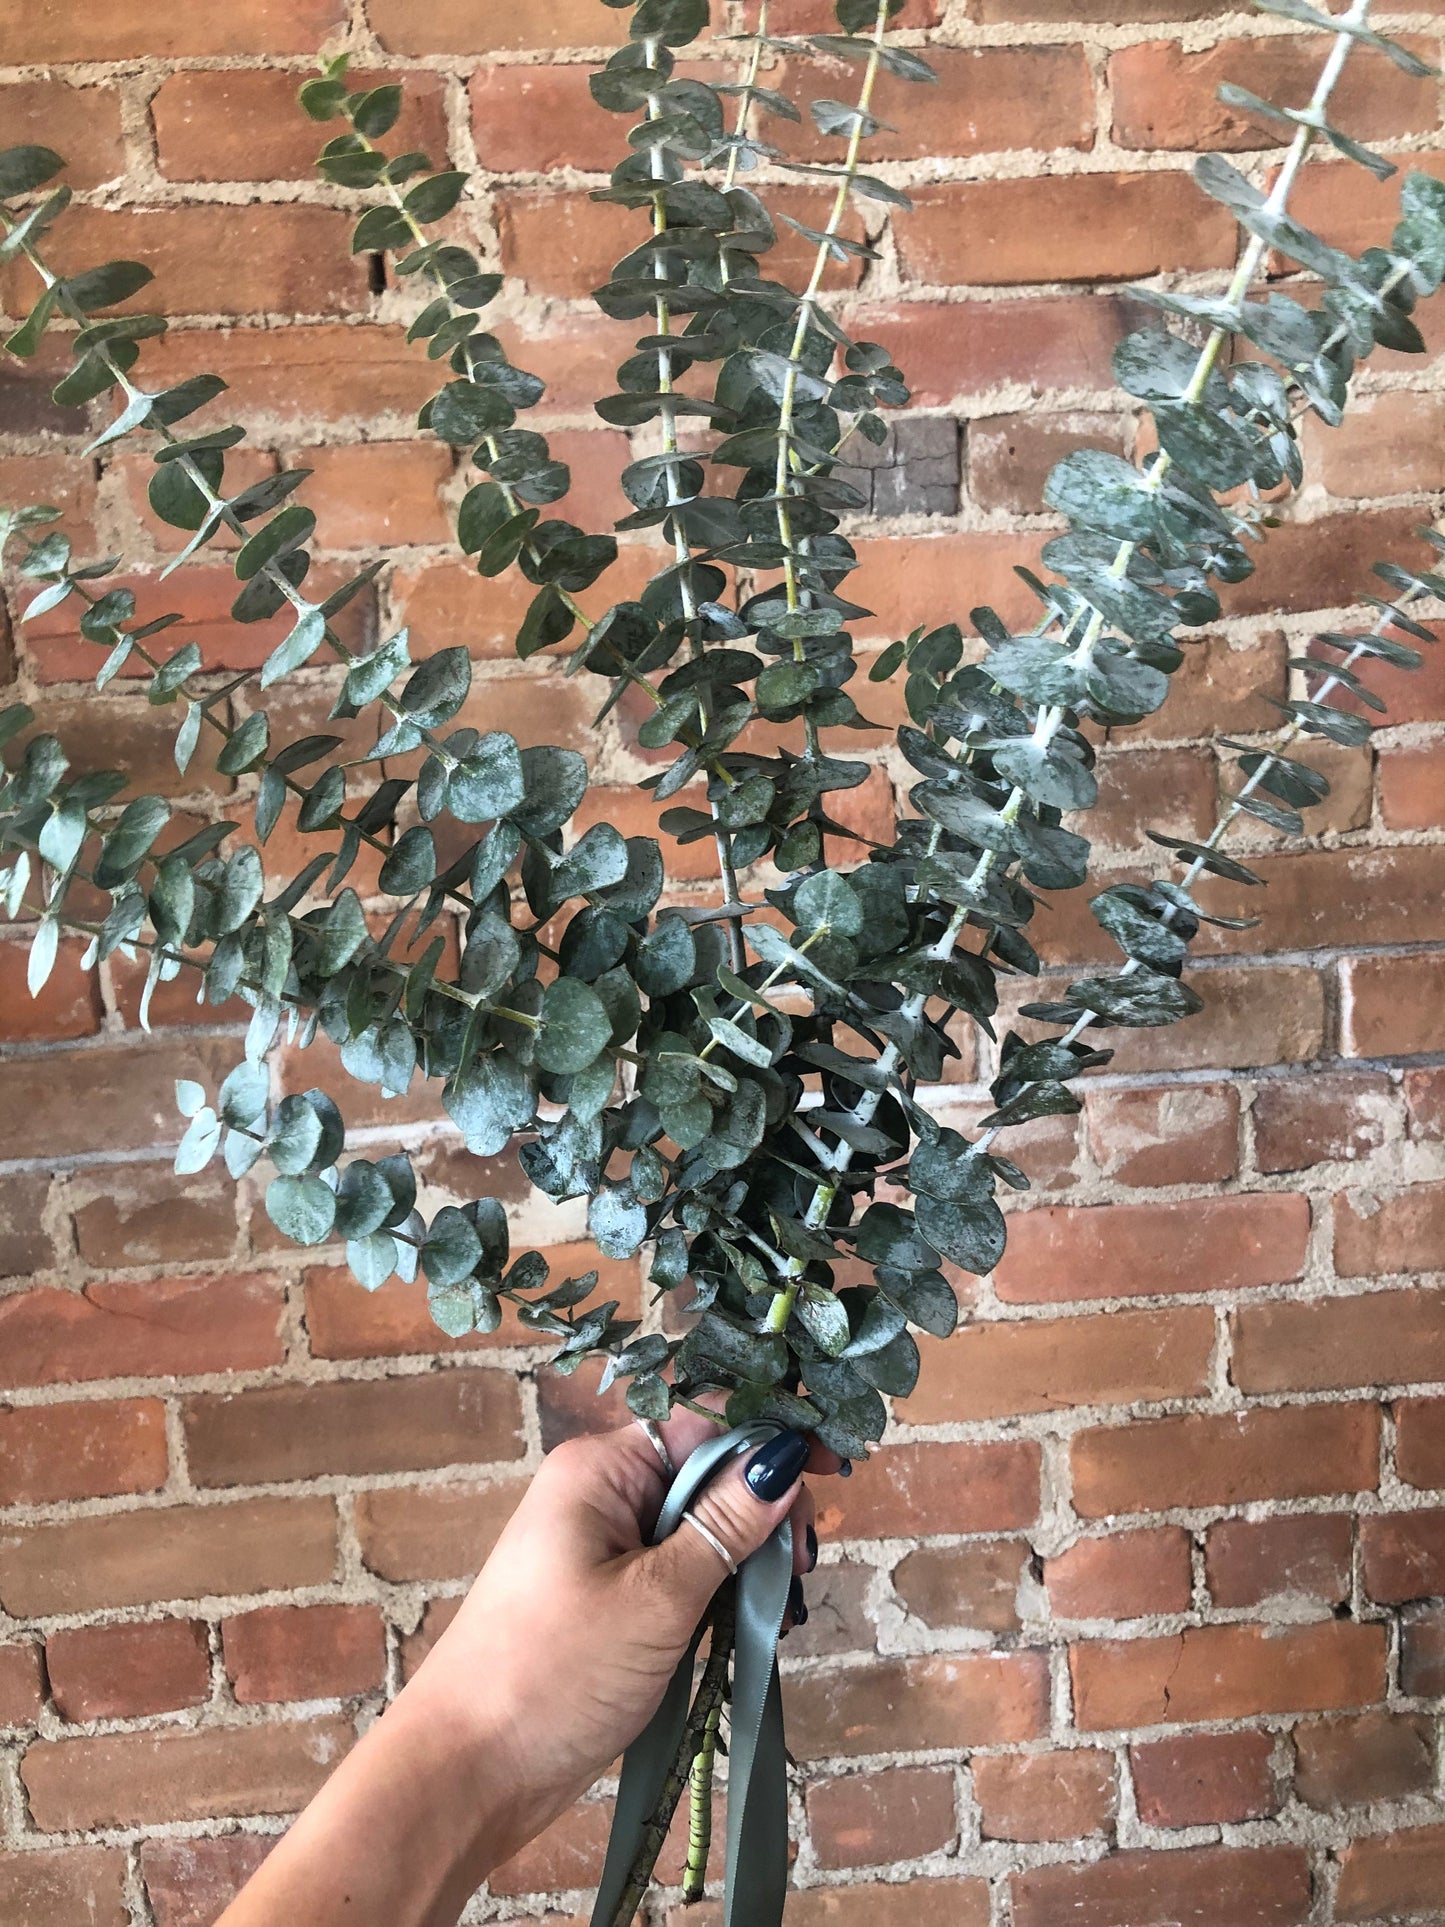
top-left (892, 1541), bottom-right (1030, 1634)
top-left (0, 1396), bottom-right (168, 1506)
top-left (910, 1307), bottom-right (1215, 1424)
top-left (134, 323), bottom-right (438, 425)
top-left (666, 1882), bottom-right (988, 1927)
top-left (223, 1604), bottom-right (385, 1703)
top-left (293, 440), bottom-right (454, 550)
top-left (0, 1497), bottom-right (337, 1616)
top-left (849, 294), bottom-right (1149, 405)
top-left (1233, 1288), bottom-right (1445, 1396)
top-left (1012, 1845), bottom-right (1311, 1927)
top-left (1295, 1710), bottom-right (1434, 1810)
top-left (790, 1560), bottom-right (877, 1661)
top-left (154, 69), bottom-right (446, 183)
top-left (1379, 742), bottom-right (1445, 831)
top-left (1252, 1071), bottom-right (1396, 1174)
top-left (1111, 36), bottom-right (1434, 152)
top-left (1131, 1729), bottom-right (1277, 1827)
top-left (0, 1173), bottom-right (52, 1280)
top-left (0, 1643), bottom-right (44, 1727)
top-left (141, 1837), bottom-right (275, 1927)
top-left (807, 1767), bottom-right (956, 1868)
top-left (22, 1718), bottom-right (354, 1830)
top-left (897, 174), bottom-right (1235, 287)
top-left (1337, 1824), bottom-right (1445, 1921)
top-left (1045, 1527), bottom-right (1194, 1621)
top-left (1336, 1186), bottom-right (1445, 1279)
top-left (370, 0), bottom-right (711, 52)
top-left (969, 410), bottom-right (1129, 516)
top-left (354, 1476), bottom-right (527, 1583)
top-left (0, 1275), bottom-right (284, 1388)
top-left (813, 1440), bottom-right (1040, 1541)
top-left (0, 78), bottom-right (126, 189)
top-left (182, 1370), bottom-right (524, 1485)
top-left (1071, 1622), bottom-right (1386, 1728)
top-left (47, 1620), bottom-right (210, 1723)
top-left (1073, 1403), bottom-right (1380, 1519)
top-left (1341, 955), bottom-right (1445, 1059)
top-left (1085, 1084), bottom-right (1239, 1188)
top-left (993, 1194), bottom-right (1310, 1304)
top-left (0, 1036), bottom-right (241, 1161)
top-left (1068, 746), bottom-right (1217, 854)
top-left (0, 937), bottom-right (102, 1043)
top-left (0, 1848), bottom-right (127, 1927)
top-left (1362, 1510), bottom-right (1445, 1605)
top-left (0, 0), bottom-right (344, 57)
top-left (1395, 1397), bottom-right (1445, 1491)
top-left (1401, 1604), bottom-right (1445, 1696)
top-left (975, 1749), bottom-right (1116, 1842)
top-left (786, 1653), bottom-right (1050, 1759)
top-left (1206, 1514), bottom-right (1353, 1612)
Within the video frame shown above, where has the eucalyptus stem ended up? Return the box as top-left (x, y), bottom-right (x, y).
top-left (683, 1688), bottom-right (723, 1902)
top-left (607, 1585), bottom-right (736, 1927)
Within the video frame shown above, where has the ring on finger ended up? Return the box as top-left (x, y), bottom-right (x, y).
top-left (681, 1508), bottom-right (738, 1575)
top-left (635, 1416), bottom-right (676, 1479)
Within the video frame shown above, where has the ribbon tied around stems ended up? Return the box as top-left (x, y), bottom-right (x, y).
top-left (588, 1421), bottom-right (794, 1927)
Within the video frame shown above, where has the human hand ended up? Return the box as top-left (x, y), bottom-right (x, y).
top-left (413, 1407), bottom-right (840, 1873)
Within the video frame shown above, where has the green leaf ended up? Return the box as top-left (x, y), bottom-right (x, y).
top-left (235, 504), bottom-right (316, 582)
top-left (797, 1287), bottom-right (851, 1357)
top-left (404, 171), bottom-right (468, 222)
top-left (448, 732), bottom-right (524, 822)
top-left (63, 260), bottom-right (152, 313)
top-left (265, 1174), bottom-right (338, 1246)
top-left (175, 1107), bottom-right (222, 1176)
top-left (589, 1188), bottom-right (648, 1259)
top-left (538, 977), bottom-right (612, 1075)
top-left (794, 868), bottom-right (863, 937)
top-left (379, 824), bottom-right (436, 896)
top-left (445, 1051), bottom-right (535, 1156)
top-left (350, 85), bottom-right (404, 138)
top-left (401, 647), bottom-right (471, 727)
top-left (0, 145), bottom-right (65, 197)
top-left (422, 1205), bottom-right (484, 1288)
top-left (27, 918), bottom-right (59, 997)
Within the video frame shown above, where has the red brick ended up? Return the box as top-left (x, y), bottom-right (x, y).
top-left (975, 1749), bottom-right (1115, 1842)
top-left (1045, 1527), bottom-right (1193, 1621)
top-left (1073, 1404), bottom-right (1379, 1519)
top-left (182, 1371), bottom-right (524, 1486)
top-left (0, 1643), bottom-right (44, 1727)
top-left (984, 0), bottom-right (1261, 14)
top-left (1011, 965), bottom-right (1327, 1073)
top-left (1311, 617), bottom-right (1445, 729)
top-left (392, 545), bottom-right (653, 665)
top-left (892, 1541), bottom-right (1030, 1634)
top-left (0, 938), bottom-right (101, 1043)
top-left (1295, 1710), bottom-right (1434, 1810)
top-left (154, 68), bottom-right (446, 183)
top-left (910, 1307), bottom-right (1215, 1424)
top-left (223, 1604), bottom-right (385, 1704)
top-left (0, 1497), bottom-right (337, 1616)
top-left (1071, 746), bottom-right (1217, 854)
top-left (294, 440), bottom-right (454, 551)
top-left (1131, 632), bottom-right (1287, 743)
top-left (1337, 1824), bottom-right (1445, 1921)
top-left (807, 1767), bottom-right (956, 1869)
top-left (1304, 389), bottom-right (1445, 500)
top-left (1206, 1514), bottom-right (1353, 1612)
top-left (0, 204), bottom-right (367, 321)
top-left (897, 174), bottom-right (1235, 288)
top-left (134, 323), bottom-right (438, 426)
top-left (1233, 1288), bottom-right (1445, 1396)
top-left (0, 78), bottom-right (126, 189)
top-left (22, 1717), bottom-right (354, 1830)
top-left (1071, 1622), bottom-right (1386, 1729)
top-left (0, 0), bottom-right (344, 57)
top-left (12, 693), bottom-right (234, 801)
top-left (370, 0), bottom-right (710, 52)
top-left (666, 1883), bottom-right (989, 1927)
top-left (1398, 1397), bottom-right (1445, 1491)
top-left (1342, 955), bottom-right (1445, 1059)
top-left (1362, 1510), bottom-right (1445, 1604)
top-left (141, 1836), bottom-right (275, 1927)
top-left (1011, 1845), bottom-right (1311, 1927)
top-left (355, 1476), bottom-right (527, 1582)
top-left (1131, 1729), bottom-right (1277, 1828)
top-left (1407, 1067), bottom-right (1445, 1141)
top-left (0, 1848), bottom-right (127, 1927)
top-left (0, 1174), bottom-right (51, 1280)
top-left (786, 1653), bottom-right (1050, 1759)
top-left (47, 1620), bottom-right (210, 1722)
top-left (1380, 742), bottom-right (1445, 831)
top-left (1224, 508), bottom-right (1422, 622)
top-left (1086, 1084), bottom-right (1238, 1188)
top-left (1401, 1604), bottom-right (1445, 1696)
top-left (814, 1440), bottom-right (1040, 1542)
top-left (849, 295), bottom-right (1149, 406)
top-left (1252, 1071), bottom-right (1396, 1174)
top-left (0, 1275), bottom-right (284, 1388)
top-left (849, 533), bottom-right (1047, 640)
top-left (1111, 36), bottom-right (1434, 152)
top-left (1336, 1185), bottom-right (1445, 1279)
top-left (970, 410), bottom-right (1130, 517)
top-left (0, 1397), bottom-right (168, 1506)
top-left (470, 63), bottom-right (644, 173)
top-left (304, 1247), bottom-right (641, 1360)
top-left (994, 1194), bottom-right (1310, 1305)
top-left (1286, 149), bottom-right (1445, 265)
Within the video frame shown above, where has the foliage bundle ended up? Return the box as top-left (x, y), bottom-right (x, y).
top-left (1, 0), bottom-right (1443, 1910)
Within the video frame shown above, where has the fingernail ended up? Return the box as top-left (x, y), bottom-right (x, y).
top-left (788, 1575), bottom-right (809, 1627)
top-left (838, 1458), bottom-right (853, 1479)
top-left (805, 1524), bottom-right (819, 1572)
top-left (745, 1429), bottom-right (809, 1502)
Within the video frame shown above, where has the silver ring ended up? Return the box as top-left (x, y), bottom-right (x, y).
top-left (681, 1508), bottom-right (738, 1576)
top-left (635, 1417), bottom-right (676, 1479)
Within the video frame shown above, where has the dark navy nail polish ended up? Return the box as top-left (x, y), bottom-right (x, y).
top-left (805, 1524), bottom-right (819, 1571)
top-left (788, 1575), bottom-right (809, 1627)
top-left (838, 1458), bottom-right (853, 1479)
top-left (745, 1429), bottom-right (809, 1501)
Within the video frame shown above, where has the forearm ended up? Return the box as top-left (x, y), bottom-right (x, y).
top-left (216, 1676), bottom-right (518, 1927)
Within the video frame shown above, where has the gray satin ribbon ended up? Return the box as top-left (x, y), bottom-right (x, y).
top-left (588, 1421), bottom-right (792, 1927)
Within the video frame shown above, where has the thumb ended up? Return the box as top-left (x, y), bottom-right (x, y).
top-left (641, 1429), bottom-right (809, 1622)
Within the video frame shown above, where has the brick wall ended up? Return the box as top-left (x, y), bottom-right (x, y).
top-left (2, 0), bottom-right (1445, 1922)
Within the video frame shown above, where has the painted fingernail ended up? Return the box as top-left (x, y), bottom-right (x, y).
top-left (838, 1458), bottom-right (853, 1479)
top-left (805, 1524), bottom-right (819, 1571)
top-left (745, 1429), bottom-right (809, 1502)
top-left (788, 1575), bottom-right (809, 1627)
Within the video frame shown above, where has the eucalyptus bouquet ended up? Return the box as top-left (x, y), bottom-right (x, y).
top-left (2, 0), bottom-right (1442, 1916)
